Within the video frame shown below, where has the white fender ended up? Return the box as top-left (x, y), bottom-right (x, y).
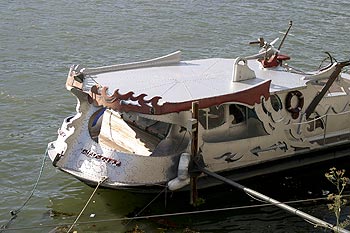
top-left (168, 153), bottom-right (191, 191)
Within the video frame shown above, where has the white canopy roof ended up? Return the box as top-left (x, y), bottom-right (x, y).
top-left (86, 57), bottom-right (307, 105)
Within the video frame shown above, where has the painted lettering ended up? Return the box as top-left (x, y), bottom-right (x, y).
top-left (81, 149), bottom-right (121, 166)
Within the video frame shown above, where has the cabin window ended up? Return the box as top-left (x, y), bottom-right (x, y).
top-left (199, 105), bottom-right (225, 130)
top-left (270, 94), bottom-right (283, 111)
top-left (229, 104), bottom-right (246, 124)
top-left (121, 113), bottom-right (170, 139)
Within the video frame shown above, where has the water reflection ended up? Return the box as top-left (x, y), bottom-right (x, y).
top-left (46, 157), bottom-right (350, 232)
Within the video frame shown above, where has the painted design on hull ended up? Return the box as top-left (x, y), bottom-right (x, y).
top-left (251, 142), bottom-right (288, 156)
top-left (214, 152), bottom-right (243, 163)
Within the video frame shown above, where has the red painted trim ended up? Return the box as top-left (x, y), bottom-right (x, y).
top-left (90, 80), bottom-right (271, 115)
top-left (261, 54), bottom-right (290, 68)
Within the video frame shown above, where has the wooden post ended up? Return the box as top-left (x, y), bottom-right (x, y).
top-left (190, 101), bottom-right (199, 205)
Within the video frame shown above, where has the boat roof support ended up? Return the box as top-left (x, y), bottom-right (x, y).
top-left (190, 101), bottom-right (199, 205)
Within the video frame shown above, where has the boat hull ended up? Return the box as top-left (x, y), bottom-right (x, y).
top-left (49, 140), bottom-right (350, 192)
top-left (48, 50), bottom-right (350, 192)
top-left (47, 89), bottom-right (180, 190)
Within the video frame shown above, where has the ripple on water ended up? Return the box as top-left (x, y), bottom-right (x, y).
top-left (1, 1), bottom-right (350, 232)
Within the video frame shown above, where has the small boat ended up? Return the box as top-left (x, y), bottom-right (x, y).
top-left (47, 24), bottom-right (350, 192)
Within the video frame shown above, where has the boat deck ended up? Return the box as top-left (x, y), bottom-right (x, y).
top-left (99, 110), bottom-right (161, 156)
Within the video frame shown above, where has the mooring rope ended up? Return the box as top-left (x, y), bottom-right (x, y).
top-left (66, 176), bottom-right (108, 233)
top-left (125, 185), bottom-right (168, 227)
top-left (0, 194), bottom-right (343, 232)
top-left (0, 149), bottom-right (48, 233)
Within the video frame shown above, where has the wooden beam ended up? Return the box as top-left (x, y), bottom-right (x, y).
top-left (190, 101), bottom-right (199, 205)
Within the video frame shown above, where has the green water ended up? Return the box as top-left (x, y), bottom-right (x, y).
top-left (1, 0), bottom-right (350, 232)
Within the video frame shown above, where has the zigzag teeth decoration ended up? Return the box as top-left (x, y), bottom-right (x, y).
top-left (89, 80), bottom-right (271, 115)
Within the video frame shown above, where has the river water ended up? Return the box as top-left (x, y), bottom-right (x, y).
top-left (1, 1), bottom-right (350, 232)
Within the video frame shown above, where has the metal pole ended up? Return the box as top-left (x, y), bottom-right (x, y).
top-left (198, 166), bottom-right (350, 233)
top-left (278, 21), bottom-right (293, 51)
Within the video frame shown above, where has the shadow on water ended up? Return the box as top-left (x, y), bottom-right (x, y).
top-left (48, 157), bottom-right (350, 233)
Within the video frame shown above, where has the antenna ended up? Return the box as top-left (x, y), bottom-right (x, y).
top-left (278, 21), bottom-right (293, 51)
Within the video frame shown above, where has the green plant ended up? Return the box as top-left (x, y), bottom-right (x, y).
top-left (325, 167), bottom-right (350, 231)
top-left (192, 197), bottom-right (205, 207)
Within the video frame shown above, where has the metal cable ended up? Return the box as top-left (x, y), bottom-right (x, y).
top-left (125, 185), bottom-right (168, 227)
top-left (1, 194), bottom-right (343, 232)
top-left (0, 149), bottom-right (48, 232)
